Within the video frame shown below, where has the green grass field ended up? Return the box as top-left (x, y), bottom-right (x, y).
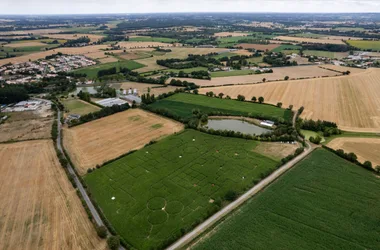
top-left (193, 149), bottom-right (380, 250)
top-left (62, 98), bottom-right (100, 115)
top-left (300, 129), bottom-right (325, 142)
top-left (162, 67), bottom-right (208, 74)
top-left (346, 40), bottom-right (380, 51)
top-left (293, 33), bottom-right (325, 38)
top-left (210, 69), bottom-right (253, 77)
top-left (84, 130), bottom-right (279, 249)
top-left (334, 27), bottom-right (366, 32)
top-left (271, 44), bottom-right (302, 52)
top-left (73, 60), bottom-right (145, 79)
top-left (129, 36), bottom-right (177, 43)
top-left (149, 93), bottom-right (292, 122)
top-left (303, 50), bottom-right (348, 59)
top-left (0, 43), bottom-right (60, 58)
top-left (211, 52), bottom-right (239, 59)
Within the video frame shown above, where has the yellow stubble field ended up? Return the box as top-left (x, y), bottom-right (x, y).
top-left (199, 68), bottom-right (380, 132)
top-left (63, 109), bottom-right (184, 175)
top-left (0, 140), bottom-right (106, 250)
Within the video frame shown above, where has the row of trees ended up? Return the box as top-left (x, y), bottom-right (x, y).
top-left (301, 119), bottom-right (341, 137)
top-left (169, 79), bottom-right (199, 90)
top-left (97, 67), bottom-right (117, 78)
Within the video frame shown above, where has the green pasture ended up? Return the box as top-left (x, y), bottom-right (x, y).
top-left (129, 36), bottom-right (177, 43)
top-left (193, 149), bottom-right (380, 250)
top-left (85, 130), bottom-right (279, 249)
top-left (210, 69), bottom-right (253, 77)
top-left (303, 50), bottom-right (348, 59)
top-left (271, 44), bottom-right (302, 52)
top-left (62, 98), bottom-right (100, 115)
top-left (149, 93), bottom-right (292, 122)
top-left (73, 60), bottom-right (145, 79)
top-left (346, 40), bottom-right (380, 51)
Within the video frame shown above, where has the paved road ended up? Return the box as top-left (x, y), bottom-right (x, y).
top-left (166, 112), bottom-right (314, 250)
top-left (55, 109), bottom-right (104, 226)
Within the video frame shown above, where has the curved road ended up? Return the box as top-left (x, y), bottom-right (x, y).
top-left (166, 112), bottom-right (314, 250)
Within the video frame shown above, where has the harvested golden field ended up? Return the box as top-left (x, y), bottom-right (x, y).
top-left (0, 45), bottom-right (109, 66)
top-left (274, 36), bottom-right (346, 45)
top-left (214, 32), bottom-right (251, 37)
top-left (0, 140), bottom-right (106, 250)
top-left (236, 43), bottom-right (280, 50)
top-left (44, 34), bottom-right (104, 42)
top-left (63, 109), bottom-right (184, 174)
top-left (115, 82), bottom-right (182, 96)
top-left (327, 138), bottom-right (380, 166)
top-left (0, 108), bottom-right (54, 143)
top-left (319, 65), bottom-right (365, 74)
top-left (98, 56), bottom-right (118, 63)
top-left (4, 41), bottom-right (48, 47)
top-left (233, 49), bottom-right (255, 56)
top-left (321, 35), bottom-right (363, 40)
top-left (172, 65), bottom-right (339, 87)
top-left (199, 68), bottom-right (380, 132)
top-left (134, 47), bottom-right (227, 72)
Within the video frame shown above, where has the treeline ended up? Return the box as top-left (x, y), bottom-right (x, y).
top-left (301, 119), bottom-right (341, 137)
top-left (169, 79), bottom-right (199, 90)
top-left (302, 44), bottom-right (351, 52)
top-left (156, 53), bottom-right (222, 69)
top-left (63, 36), bottom-right (91, 47)
top-left (68, 103), bottom-right (130, 127)
top-left (322, 146), bottom-right (380, 173)
top-left (97, 67), bottom-right (117, 78)
top-left (170, 70), bottom-right (210, 80)
top-left (0, 85), bottom-right (29, 104)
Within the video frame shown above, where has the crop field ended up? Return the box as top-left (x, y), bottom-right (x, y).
top-left (172, 65), bottom-right (339, 87)
top-left (162, 66), bottom-right (208, 74)
top-left (62, 98), bottom-right (101, 115)
top-left (0, 140), bottom-right (106, 250)
top-left (210, 69), bottom-right (255, 77)
top-left (303, 50), bottom-right (349, 59)
top-left (149, 93), bottom-right (292, 121)
top-left (292, 33), bottom-right (326, 38)
top-left (346, 40), bottom-right (380, 51)
top-left (213, 32), bottom-right (252, 37)
top-left (198, 68), bottom-right (380, 132)
top-left (327, 137), bottom-right (380, 166)
top-left (235, 43), bottom-right (280, 50)
top-left (252, 142), bottom-right (299, 161)
top-left (192, 149), bottom-right (380, 250)
top-left (3, 41), bottom-right (50, 47)
top-left (63, 109), bottom-right (184, 175)
top-left (274, 36), bottom-right (346, 45)
top-left (318, 64), bottom-right (364, 74)
top-left (43, 33), bottom-right (105, 42)
top-left (0, 108), bottom-right (54, 143)
top-left (129, 36), bottom-right (178, 43)
top-left (84, 129), bottom-right (280, 249)
top-left (134, 47), bottom-right (227, 72)
top-left (271, 44), bottom-right (302, 52)
top-left (73, 60), bottom-right (145, 79)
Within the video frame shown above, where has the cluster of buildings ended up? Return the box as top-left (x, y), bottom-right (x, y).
top-left (2, 100), bottom-right (46, 112)
top-left (0, 55), bottom-right (96, 85)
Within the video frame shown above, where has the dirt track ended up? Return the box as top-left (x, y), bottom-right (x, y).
top-left (199, 68), bottom-right (380, 132)
top-left (63, 109), bottom-right (184, 174)
top-left (327, 137), bottom-right (380, 166)
top-left (0, 140), bottom-right (106, 250)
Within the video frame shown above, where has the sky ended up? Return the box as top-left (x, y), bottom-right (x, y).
top-left (0, 0), bottom-right (380, 15)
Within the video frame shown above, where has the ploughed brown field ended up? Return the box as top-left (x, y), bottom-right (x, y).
top-left (171, 65), bottom-right (340, 87)
top-left (199, 68), bottom-right (380, 132)
top-left (327, 138), bottom-right (380, 167)
top-left (63, 109), bottom-right (184, 175)
top-left (235, 43), bottom-right (280, 50)
top-left (0, 140), bottom-right (106, 250)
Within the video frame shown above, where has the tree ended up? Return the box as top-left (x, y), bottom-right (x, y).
top-left (226, 95), bottom-right (231, 99)
top-left (224, 190), bottom-right (238, 201)
top-left (218, 93), bottom-right (224, 99)
top-left (237, 95), bottom-right (245, 101)
top-left (363, 161), bottom-right (372, 169)
top-left (262, 78), bottom-right (266, 82)
top-left (347, 152), bottom-right (358, 162)
top-left (193, 89), bottom-right (199, 94)
top-left (375, 165), bottom-right (380, 174)
top-left (288, 104), bottom-right (294, 110)
top-left (251, 96), bottom-right (257, 102)
top-left (284, 76), bottom-right (289, 80)
top-left (96, 226), bottom-right (107, 238)
top-left (258, 96), bottom-right (264, 104)
top-left (107, 236), bottom-right (120, 250)
top-left (277, 102), bottom-right (282, 108)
